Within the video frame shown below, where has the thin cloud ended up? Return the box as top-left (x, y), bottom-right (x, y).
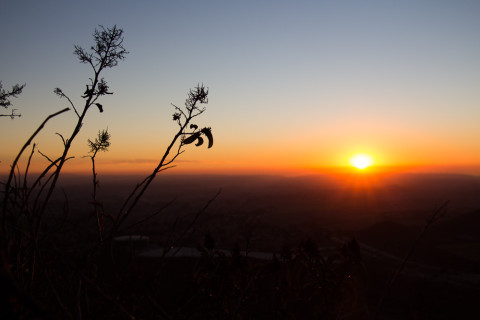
top-left (99, 158), bottom-right (203, 165)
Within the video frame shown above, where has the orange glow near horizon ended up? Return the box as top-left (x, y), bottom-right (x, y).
top-left (3, 150), bottom-right (480, 178)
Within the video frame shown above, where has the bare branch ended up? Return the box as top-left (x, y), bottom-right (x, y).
top-left (38, 150), bottom-right (57, 165)
top-left (117, 197), bottom-right (176, 234)
top-left (55, 132), bottom-right (67, 146)
top-left (54, 88), bottom-right (80, 117)
top-left (27, 156), bottom-right (62, 199)
top-left (0, 108), bottom-right (21, 119)
top-left (165, 190), bottom-right (221, 258)
top-left (23, 143), bottom-right (36, 193)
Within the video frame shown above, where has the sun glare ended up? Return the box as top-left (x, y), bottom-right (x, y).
top-left (350, 154), bottom-right (374, 170)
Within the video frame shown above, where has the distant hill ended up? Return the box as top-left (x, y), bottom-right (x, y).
top-left (353, 209), bottom-right (480, 272)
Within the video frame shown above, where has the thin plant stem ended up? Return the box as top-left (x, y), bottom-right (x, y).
top-left (1, 107), bottom-right (69, 234)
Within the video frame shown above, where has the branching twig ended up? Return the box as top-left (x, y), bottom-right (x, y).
top-left (23, 144), bottom-right (36, 199)
top-left (56, 132), bottom-right (67, 147)
top-left (38, 150), bottom-right (57, 166)
top-left (161, 189), bottom-right (221, 261)
top-left (0, 108), bottom-right (22, 119)
top-left (117, 197), bottom-right (176, 234)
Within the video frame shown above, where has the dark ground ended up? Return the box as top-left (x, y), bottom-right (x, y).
top-left (26, 172), bottom-right (480, 318)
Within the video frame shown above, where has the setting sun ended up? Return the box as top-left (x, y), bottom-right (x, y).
top-left (349, 153), bottom-right (374, 170)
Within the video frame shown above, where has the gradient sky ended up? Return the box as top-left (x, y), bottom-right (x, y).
top-left (1, 0), bottom-right (480, 175)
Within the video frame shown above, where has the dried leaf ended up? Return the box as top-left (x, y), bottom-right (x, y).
top-left (195, 137), bottom-right (204, 147)
top-left (201, 127), bottom-right (213, 148)
top-left (183, 132), bottom-right (201, 145)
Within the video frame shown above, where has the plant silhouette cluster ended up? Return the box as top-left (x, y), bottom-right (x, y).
top-left (88, 129), bottom-right (111, 155)
top-left (0, 81), bottom-right (25, 119)
top-left (0, 25), bottom-right (218, 320)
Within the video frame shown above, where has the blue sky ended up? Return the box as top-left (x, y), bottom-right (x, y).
top-left (1, 1), bottom-right (480, 174)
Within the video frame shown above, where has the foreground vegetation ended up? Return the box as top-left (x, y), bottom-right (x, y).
top-left (0, 25), bottom-right (222, 319)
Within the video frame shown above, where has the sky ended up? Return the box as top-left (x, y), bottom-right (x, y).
top-left (1, 0), bottom-right (480, 176)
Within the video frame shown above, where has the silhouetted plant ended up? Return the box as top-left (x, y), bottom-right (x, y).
top-left (115, 83), bottom-right (214, 231)
top-left (44, 24), bottom-right (127, 217)
top-left (0, 81), bottom-right (25, 119)
top-left (1, 25), bottom-right (128, 319)
top-left (87, 129), bottom-right (111, 240)
top-left (0, 24), bottom-right (220, 320)
top-left (2, 24), bottom-right (126, 269)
